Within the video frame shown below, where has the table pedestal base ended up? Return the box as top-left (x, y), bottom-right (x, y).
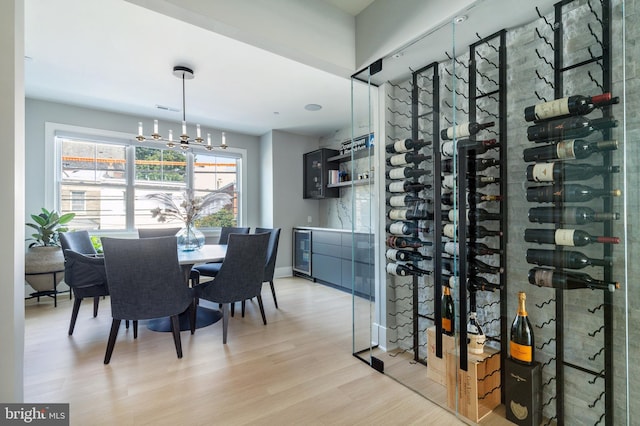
top-left (147, 305), bottom-right (222, 332)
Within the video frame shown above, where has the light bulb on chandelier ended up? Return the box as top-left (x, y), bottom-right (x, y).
top-left (136, 65), bottom-right (228, 151)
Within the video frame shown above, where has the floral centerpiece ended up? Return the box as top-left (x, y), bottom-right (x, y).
top-left (147, 190), bottom-right (232, 251)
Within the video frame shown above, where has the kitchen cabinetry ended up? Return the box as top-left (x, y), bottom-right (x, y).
top-left (303, 148), bottom-right (339, 199)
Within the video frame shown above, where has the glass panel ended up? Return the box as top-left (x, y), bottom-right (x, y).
top-left (134, 146), bottom-right (186, 185)
top-left (193, 151), bottom-right (239, 227)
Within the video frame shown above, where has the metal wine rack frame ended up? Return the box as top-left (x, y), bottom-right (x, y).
top-left (528, 1), bottom-right (614, 424)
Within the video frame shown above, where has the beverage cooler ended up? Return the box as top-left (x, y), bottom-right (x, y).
top-left (349, 0), bottom-right (635, 424)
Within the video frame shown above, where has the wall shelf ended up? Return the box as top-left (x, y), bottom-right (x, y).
top-left (327, 179), bottom-right (372, 188)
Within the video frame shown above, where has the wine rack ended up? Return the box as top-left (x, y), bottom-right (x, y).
top-left (524, 1), bottom-right (616, 424)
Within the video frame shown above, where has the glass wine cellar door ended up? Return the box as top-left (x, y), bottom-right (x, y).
top-left (350, 0), bottom-right (633, 424)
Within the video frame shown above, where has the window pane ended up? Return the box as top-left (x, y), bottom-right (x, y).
top-left (62, 139), bottom-right (126, 184)
top-left (60, 184), bottom-right (126, 230)
top-left (193, 152), bottom-right (238, 227)
top-left (135, 146), bottom-right (187, 186)
top-left (135, 188), bottom-right (185, 229)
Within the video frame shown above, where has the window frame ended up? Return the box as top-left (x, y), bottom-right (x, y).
top-left (46, 122), bottom-right (246, 233)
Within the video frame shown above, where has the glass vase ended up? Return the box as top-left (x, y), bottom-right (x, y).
top-left (176, 223), bottom-right (205, 251)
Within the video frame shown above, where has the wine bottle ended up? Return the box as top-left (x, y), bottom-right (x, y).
top-left (526, 162), bottom-right (620, 183)
top-left (386, 248), bottom-right (432, 262)
top-left (387, 152), bottom-right (432, 166)
top-left (386, 138), bottom-right (432, 153)
top-left (387, 209), bottom-right (433, 221)
top-left (528, 267), bottom-right (620, 292)
top-left (527, 116), bottom-right (617, 142)
top-left (386, 221), bottom-right (430, 236)
top-left (526, 248), bottom-right (612, 269)
top-left (442, 157), bottom-right (500, 173)
top-left (526, 184), bottom-right (622, 203)
top-left (524, 93), bottom-right (617, 122)
top-left (441, 121), bottom-right (495, 140)
top-left (441, 139), bottom-right (499, 157)
top-left (467, 311), bottom-right (486, 354)
top-left (386, 167), bottom-right (431, 180)
top-left (523, 139), bottom-right (617, 162)
top-left (524, 228), bottom-right (620, 246)
top-left (510, 292), bottom-right (534, 365)
top-left (469, 175), bottom-right (501, 188)
top-left (441, 174), bottom-right (456, 190)
top-left (386, 262), bottom-right (431, 277)
top-left (443, 224), bottom-right (503, 239)
top-left (386, 236), bottom-right (433, 249)
top-left (528, 206), bottom-right (620, 224)
top-left (442, 255), bottom-right (504, 275)
top-left (441, 192), bottom-right (502, 206)
top-left (444, 241), bottom-right (501, 257)
top-left (468, 275), bottom-right (503, 291)
top-left (441, 286), bottom-right (455, 336)
top-left (386, 194), bottom-right (431, 207)
top-left (445, 208), bottom-right (501, 222)
top-left (386, 180), bottom-right (431, 193)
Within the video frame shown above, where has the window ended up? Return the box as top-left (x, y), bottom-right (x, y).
top-left (57, 134), bottom-right (241, 231)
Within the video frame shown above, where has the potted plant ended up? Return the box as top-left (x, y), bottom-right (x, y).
top-left (25, 208), bottom-right (75, 293)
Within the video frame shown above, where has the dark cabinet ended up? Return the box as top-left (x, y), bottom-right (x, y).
top-left (303, 148), bottom-right (339, 199)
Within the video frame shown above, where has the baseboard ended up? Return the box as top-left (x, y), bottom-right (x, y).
top-left (275, 266), bottom-right (293, 279)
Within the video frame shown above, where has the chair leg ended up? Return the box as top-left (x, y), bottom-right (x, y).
top-left (125, 320), bottom-right (129, 329)
top-left (257, 295), bottom-right (267, 325)
top-left (222, 303), bottom-right (229, 344)
top-left (133, 320), bottom-right (138, 339)
top-left (269, 280), bottom-right (278, 309)
top-left (104, 319), bottom-right (121, 364)
top-left (68, 297), bottom-right (82, 335)
top-left (189, 299), bottom-right (197, 335)
top-left (230, 302), bottom-right (235, 317)
top-left (93, 296), bottom-right (100, 317)
top-left (241, 300), bottom-right (246, 317)
top-left (170, 315), bottom-right (183, 359)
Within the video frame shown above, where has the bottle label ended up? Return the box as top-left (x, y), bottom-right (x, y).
top-left (446, 123), bottom-right (471, 139)
top-left (389, 154), bottom-right (407, 166)
top-left (533, 269), bottom-right (554, 287)
top-left (443, 224), bottom-right (456, 238)
top-left (388, 182), bottom-right (404, 192)
top-left (444, 241), bottom-right (459, 255)
top-left (389, 222), bottom-right (406, 234)
top-left (534, 99), bottom-right (570, 120)
top-left (388, 195), bottom-right (405, 206)
top-left (442, 175), bottom-right (455, 189)
top-left (386, 249), bottom-right (399, 261)
top-left (394, 139), bottom-right (409, 152)
top-left (531, 163), bottom-right (554, 182)
top-left (442, 318), bottom-right (453, 333)
top-left (441, 141), bottom-right (455, 157)
top-left (389, 210), bottom-right (408, 221)
top-left (555, 229), bottom-right (576, 246)
top-left (556, 140), bottom-right (577, 159)
top-left (388, 168), bottom-right (406, 179)
top-left (510, 341), bottom-right (533, 363)
top-left (386, 263), bottom-right (406, 276)
top-left (448, 210), bottom-right (457, 222)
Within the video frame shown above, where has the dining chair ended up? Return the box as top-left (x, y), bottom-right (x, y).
top-left (60, 231), bottom-right (109, 335)
top-left (254, 227), bottom-right (281, 309)
top-left (194, 233), bottom-right (269, 344)
top-left (191, 226), bottom-right (250, 286)
top-left (101, 236), bottom-right (196, 364)
top-left (137, 227), bottom-right (181, 239)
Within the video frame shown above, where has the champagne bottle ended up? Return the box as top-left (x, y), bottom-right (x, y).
top-left (467, 311), bottom-right (486, 354)
top-left (441, 139), bottom-right (499, 157)
top-left (524, 93), bottom-right (618, 122)
top-left (527, 116), bottom-right (618, 142)
top-left (526, 248), bottom-right (612, 269)
top-left (528, 206), bottom-right (620, 224)
top-left (386, 262), bottom-right (431, 277)
top-left (386, 194), bottom-right (431, 207)
top-left (441, 121), bottom-right (495, 140)
top-left (441, 274), bottom-right (460, 288)
top-left (386, 138), bottom-right (432, 153)
top-left (510, 292), bottom-right (534, 365)
top-left (523, 139), bottom-right (617, 162)
top-left (528, 267), bottom-right (620, 292)
top-left (468, 275), bottom-right (504, 291)
top-left (386, 167), bottom-right (431, 180)
top-left (442, 157), bottom-right (500, 173)
top-left (386, 236), bottom-right (433, 249)
top-left (387, 152), bottom-right (432, 166)
top-left (524, 228), bottom-right (620, 246)
top-left (386, 248), bottom-right (432, 262)
top-left (441, 285), bottom-right (455, 335)
top-left (526, 162), bottom-right (620, 183)
top-left (443, 224), bottom-right (503, 239)
top-left (387, 209), bottom-right (433, 221)
top-left (526, 184), bottom-right (622, 203)
top-left (441, 192), bottom-right (502, 206)
top-left (386, 221), bottom-right (430, 236)
top-left (387, 180), bottom-right (431, 193)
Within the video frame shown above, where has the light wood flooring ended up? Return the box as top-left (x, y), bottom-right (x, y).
top-left (24, 277), bottom-right (468, 425)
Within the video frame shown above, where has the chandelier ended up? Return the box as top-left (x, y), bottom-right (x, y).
top-left (136, 65), bottom-right (227, 151)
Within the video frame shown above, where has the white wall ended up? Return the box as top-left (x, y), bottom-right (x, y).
top-left (0, 0), bottom-right (25, 403)
top-left (259, 132), bottom-right (274, 227)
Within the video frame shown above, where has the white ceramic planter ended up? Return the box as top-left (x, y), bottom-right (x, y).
top-left (24, 246), bottom-right (65, 293)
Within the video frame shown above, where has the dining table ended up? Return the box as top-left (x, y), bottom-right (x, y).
top-left (147, 244), bottom-right (227, 332)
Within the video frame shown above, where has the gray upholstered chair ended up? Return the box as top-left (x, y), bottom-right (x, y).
top-left (194, 233), bottom-right (269, 344)
top-left (254, 228), bottom-right (281, 308)
top-left (60, 231), bottom-right (108, 335)
top-left (191, 226), bottom-right (250, 285)
top-left (101, 236), bottom-right (196, 364)
top-left (137, 227), bottom-right (181, 239)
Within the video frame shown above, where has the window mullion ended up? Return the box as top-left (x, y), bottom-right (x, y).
top-left (125, 145), bottom-right (136, 230)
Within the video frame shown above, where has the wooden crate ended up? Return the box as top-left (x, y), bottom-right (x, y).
top-left (426, 326), bottom-right (456, 386)
top-left (446, 347), bottom-right (501, 423)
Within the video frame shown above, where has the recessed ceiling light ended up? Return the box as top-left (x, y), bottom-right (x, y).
top-left (454, 15), bottom-right (467, 24)
top-left (304, 103), bottom-right (322, 111)
top-left (273, 111), bottom-right (280, 115)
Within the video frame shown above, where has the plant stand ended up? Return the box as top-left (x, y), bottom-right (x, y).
top-left (25, 269), bottom-right (69, 307)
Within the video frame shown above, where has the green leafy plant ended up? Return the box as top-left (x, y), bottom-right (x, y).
top-left (26, 208), bottom-right (76, 247)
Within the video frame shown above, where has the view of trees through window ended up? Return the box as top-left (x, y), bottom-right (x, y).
top-left (59, 137), bottom-right (239, 231)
